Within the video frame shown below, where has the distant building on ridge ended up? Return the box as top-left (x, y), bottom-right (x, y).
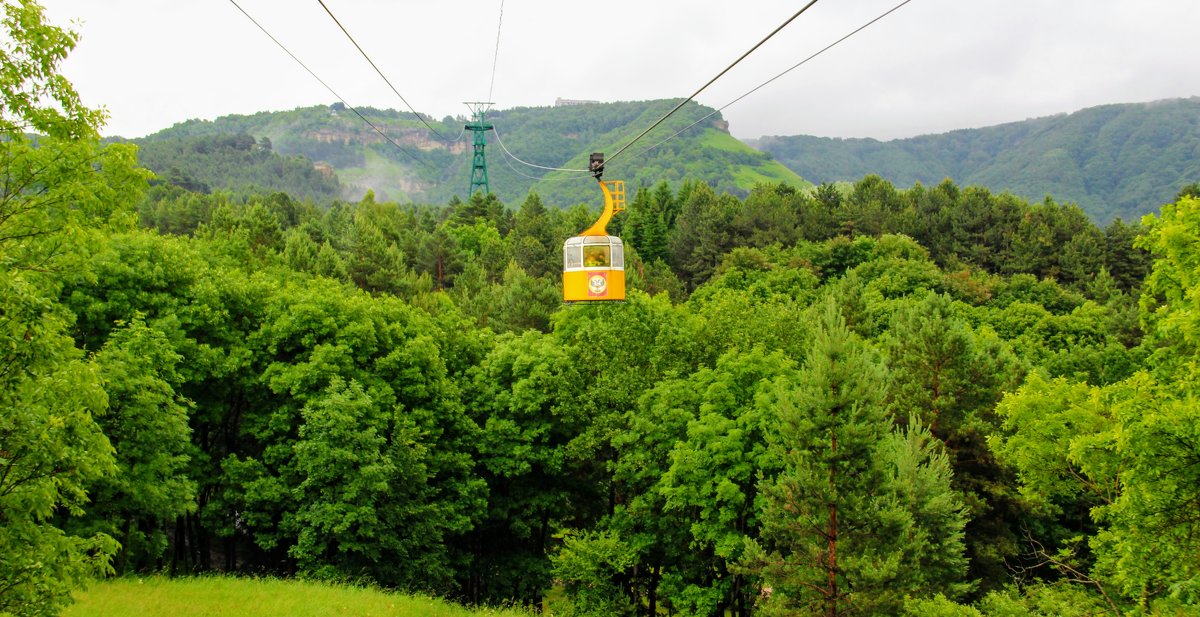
top-left (555, 97), bottom-right (601, 107)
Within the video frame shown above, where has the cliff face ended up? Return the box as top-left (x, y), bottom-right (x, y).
top-left (306, 127), bottom-right (468, 154)
top-left (313, 162), bottom-right (335, 177)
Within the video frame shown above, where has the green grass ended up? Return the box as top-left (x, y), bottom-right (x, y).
top-left (64, 576), bottom-right (535, 617)
top-left (732, 159), bottom-right (810, 190)
top-left (695, 129), bottom-right (812, 190)
top-left (695, 128), bottom-right (762, 154)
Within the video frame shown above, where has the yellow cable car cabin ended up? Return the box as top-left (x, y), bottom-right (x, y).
top-left (563, 234), bottom-right (625, 302)
top-left (563, 153), bottom-right (625, 302)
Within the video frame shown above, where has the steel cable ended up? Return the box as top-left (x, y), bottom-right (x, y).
top-left (228, 0), bottom-right (434, 169)
top-left (316, 0), bottom-right (456, 141)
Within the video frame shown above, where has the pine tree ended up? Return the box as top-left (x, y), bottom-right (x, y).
top-left (745, 301), bottom-right (968, 616)
top-left (884, 293), bottom-right (1024, 592)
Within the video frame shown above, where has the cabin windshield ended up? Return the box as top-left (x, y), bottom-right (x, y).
top-left (583, 245), bottom-right (610, 267)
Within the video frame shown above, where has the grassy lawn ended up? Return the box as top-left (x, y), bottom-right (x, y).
top-left (64, 576), bottom-right (534, 617)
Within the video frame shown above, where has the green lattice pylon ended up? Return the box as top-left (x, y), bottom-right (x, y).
top-left (464, 102), bottom-right (494, 196)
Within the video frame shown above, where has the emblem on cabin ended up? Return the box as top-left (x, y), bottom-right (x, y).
top-left (588, 272), bottom-right (608, 296)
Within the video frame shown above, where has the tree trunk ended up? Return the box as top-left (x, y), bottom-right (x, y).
top-left (225, 535), bottom-right (236, 571)
top-left (189, 512), bottom-right (209, 571)
top-left (827, 501), bottom-right (838, 617)
top-left (930, 360), bottom-right (943, 435)
top-left (647, 565), bottom-right (660, 617)
top-left (117, 515), bottom-right (133, 575)
top-left (734, 573), bottom-right (748, 617)
top-left (170, 516), bottom-right (186, 576)
top-left (827, 419), bottom-right (839, 617)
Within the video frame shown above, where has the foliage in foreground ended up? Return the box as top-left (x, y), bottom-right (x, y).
top-left (0, 1), bottom-right (141, 614)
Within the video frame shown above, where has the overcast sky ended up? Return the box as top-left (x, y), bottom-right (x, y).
top-left (43, 0), bottom-right (1200, 141)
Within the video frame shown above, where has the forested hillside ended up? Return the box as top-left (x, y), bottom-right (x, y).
top-left (131, 132), bottom-right (341, 201)
top-left (6, 4), bottom-right (1200, 617)
top-left (144, 100), bottom-right (805, 207)
top-left (752, 97), bottom-right (1200, 223)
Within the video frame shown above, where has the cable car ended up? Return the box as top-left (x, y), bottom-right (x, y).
top-left (563, 153), bottom-right (625, 302)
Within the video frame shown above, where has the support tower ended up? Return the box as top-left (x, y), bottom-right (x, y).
top-left (464, 102), bottom-right (494, 196)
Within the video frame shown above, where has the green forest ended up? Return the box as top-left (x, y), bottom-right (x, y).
top-left (752, 98), bottom-right (1200, 224)
top-left (4, 3), bottom-right (1200, 617)
top-left (129, 132), bottom-right (342, 203)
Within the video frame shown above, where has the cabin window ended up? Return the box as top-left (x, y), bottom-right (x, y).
top-left (565, 245), bottom-right (582, 269)
top-left (611, 244), bottom-right (624, 268)
top-left (583, 245), bottom-right (610, 267)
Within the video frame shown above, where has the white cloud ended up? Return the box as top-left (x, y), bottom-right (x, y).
top-left (44, 0), bottom-right (1200, 140)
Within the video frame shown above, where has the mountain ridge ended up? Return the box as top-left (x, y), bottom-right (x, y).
top-left (133, 97), bottom-right (1199, 222)
top-left (750, 96), bottom-right (1200, 223)
top-left (139, 99), bottom-right (807, 208)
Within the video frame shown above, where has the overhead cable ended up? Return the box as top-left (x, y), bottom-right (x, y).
top-left (493, 127), bottom-right (603, 187)
top-left (496, 147), bottom-right (546, 182)
top-left (448, 125), bottom-right (468, 142)
top-left (316, 0), bottom-right (454, 141)
top-left (627, 0), bottom-right (917, 162)
top-left (496, 146), bottom-right (587, 184)
top-left (228, 0), bottom-right (433, 169)
top-left (492, 123), bottom-right (592, 173)
top-left (488, 0), bottom-right (505, 103)
top-left (605, 0), bottom-right (820, 166)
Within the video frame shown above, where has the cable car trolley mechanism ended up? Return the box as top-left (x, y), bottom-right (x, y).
top-left (563, 153), bottom-right (626, 302)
